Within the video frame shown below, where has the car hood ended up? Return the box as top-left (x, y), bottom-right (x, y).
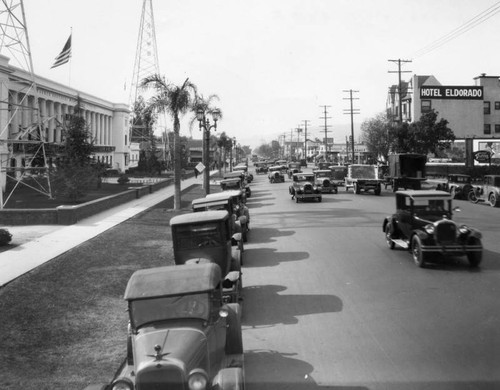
top-left (134, 325), bottom-right (208, 375)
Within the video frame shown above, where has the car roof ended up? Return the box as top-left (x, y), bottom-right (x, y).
top-left (124, 263), bottom-right (222, 300)
top-left (191, 197), bottom-right (229, 209)
top-left (396, 190), bottom-right (452, 200)
top-left (220, 178), bottom-right (241, 184)
top-left (170, 210), bottom-right (229, 226)
top-left (314, 170), bottom-right (331, 173)
top-left (293, 173), bottom-right (314, 179)
top-left (206, 190), bottom-right (241, 199)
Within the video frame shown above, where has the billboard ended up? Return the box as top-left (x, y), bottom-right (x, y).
top-left (420, 86), bottom-right (483, 100)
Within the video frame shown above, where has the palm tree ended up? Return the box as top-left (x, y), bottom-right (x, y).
top-left (140, 76), bottom-right (197, 210)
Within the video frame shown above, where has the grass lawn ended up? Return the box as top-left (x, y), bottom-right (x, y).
top-left (0, 183), bottom-right (217, 390)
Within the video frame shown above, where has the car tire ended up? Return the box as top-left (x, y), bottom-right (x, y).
top-left (354, 183), bottom-right (360, 194)
top-left (466, 237), bottom-right (482, 267)
top-left (468, 189), bottom-right (479, 204)
top-left (411, 235), bottom-right (426, 268)
top-left (225, 303), bottom-right (243, 355)
top-left (318, 197), bottom-right (322, 202)
top-left (295, 196), bottom-right (299, 203)
top-left (334, 188), bottom-right (338, 194)
top-left (375, 185), bottom-right (381, 196)
top-left (385, 224), bottom-right (395, 250)
top-left (489, 192), bottom-right (498, 207)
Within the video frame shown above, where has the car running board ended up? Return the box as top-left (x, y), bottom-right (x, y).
top-left (392, 239), bottom-right (409, 249)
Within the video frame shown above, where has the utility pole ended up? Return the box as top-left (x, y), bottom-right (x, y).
top-left (302, 120), bottom-right (310, 162)
top-left (343, 89), bottom-right (360, 164)
top-left (388, 59), bottom-right (412, 123)
top-left (296, 127), bottom-right (303, 160)
top-left (319, 106), bottom-right (332, 161)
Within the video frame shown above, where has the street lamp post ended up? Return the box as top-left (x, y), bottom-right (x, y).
top-left (197, 108), bottom-right (221, 195)
top-left (230, 137), bottom-right (236, 171)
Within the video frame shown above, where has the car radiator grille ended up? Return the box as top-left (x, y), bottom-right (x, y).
top-left (304, 184), bottom-right (313, 193)
top-left (435, 221), bottom-right (457, 244)
top-left (137, 368), bottom-right (184, 390)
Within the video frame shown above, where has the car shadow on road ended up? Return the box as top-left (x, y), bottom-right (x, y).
top-left (417, 248), bottom-right (500, 272)
top-left (243, 247), bottom-right (309, 267)
top-left (242, 285), bottom-right (342, 326)
top-left (246, 227), bottom-right (295, 243)
top-left (244, 349), bottom-right (368, 390)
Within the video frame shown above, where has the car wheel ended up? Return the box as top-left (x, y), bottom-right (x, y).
top-left (468, 190), bottom-right (479, 204)
top-left (334, 188), bottom-right (338, 194)
top-left (295, 196), bottom-right (299, 203)
top-left (466, 238), bottom-right (482, 267)
top-left (385, 224), bottom-right (395, 250)
top-left (354, 183), bottom-right (360, 194)
top-left (375, 185), bottom-right (381, 196)
top-left (489, 192), bottom-right (498, 207)
top-left (318, 197), bottom-right (322, 202)
top-left (411, 235), bottom-right (426, 268)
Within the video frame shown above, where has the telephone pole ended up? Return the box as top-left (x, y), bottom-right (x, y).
top-left (388, 59), bottom-right (412, 123)
top-left (319, 105), bottom-right (332, 161)
top-left (343, 89), bottom-right (360, 164)
top-left (302, 119), bottom-right (310, 162)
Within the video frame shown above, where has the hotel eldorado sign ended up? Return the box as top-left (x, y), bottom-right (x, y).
top-left (420, 86), bottom-right (483, 100)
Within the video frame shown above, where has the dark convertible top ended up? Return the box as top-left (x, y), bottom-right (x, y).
top-left (124, 263), bottom-right (221, 300)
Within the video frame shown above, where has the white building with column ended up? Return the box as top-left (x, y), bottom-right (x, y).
top-left (0, 54), bottom-right (130, 192)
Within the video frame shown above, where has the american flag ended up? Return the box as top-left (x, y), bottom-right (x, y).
top-left (51, 35), bottom-right (72, 69)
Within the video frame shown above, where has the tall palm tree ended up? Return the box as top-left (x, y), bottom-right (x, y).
top-left (140, 75), bottom-right (197, 210)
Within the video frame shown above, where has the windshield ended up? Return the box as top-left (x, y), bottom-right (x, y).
top-left (130, 293), bottom-right (209, 328)
top-left (315, 172), bottom-right (330, 178)
top-left (174, 223), bottom-right (223, 249)
top-left (412, 199), bottom-right (449, 218)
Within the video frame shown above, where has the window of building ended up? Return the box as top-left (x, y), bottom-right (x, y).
top-left (496, 124), bottom-right (500, 134)
top-left (421, 100), bottom-right (431, 113)
top-left (495, 101), bottom-right (500, 110)
top-left (484, 124), bottom-right (491, 134)
top-left (484, 101), bottom-right (491, 115)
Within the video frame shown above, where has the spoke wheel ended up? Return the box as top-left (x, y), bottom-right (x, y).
top-left (489, 193), bottom-right (498, 207)
top-left (411, 235), bottom-right (426, 268)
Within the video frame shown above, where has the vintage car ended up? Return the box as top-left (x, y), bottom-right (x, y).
top-left (329, 165), bottom-right (348, 186)
top-left (287, 162), bottom-right (302, 179)
top-left (289, 173), bottom-right (322, 203)
top-left (268, 165), bottom-right (286, 183)
top-left (92, 263), bottom-right (244, 390)
top-left (170, 210), bottom-right (243, 296)
top-left (437, 174), bottom-right (473, 200)
top-left (233, 164), bottom-right (253, 183)
top-left (313, 169), bottom-right (338, 194)
top-left (468, 174), bottom-right (500, 207)
top-left (313, 161), bottom-right (331, 171)
top-left (254, 162), bottom-right (269, 175)
top-left (383, 190), bottom-right (483, 268)
top-left (194, 190), bottom-right (250, 242)
top-left (221, 171), bottom-right (251, 198)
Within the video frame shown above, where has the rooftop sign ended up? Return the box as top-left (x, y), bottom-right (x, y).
top-left (420, 86), bottom-right (483, 100)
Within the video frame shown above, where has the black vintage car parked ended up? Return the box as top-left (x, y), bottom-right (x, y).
top-left (86, 263), bottom-right (244, 390)
top-left (383, 190), bottom-right (483, 268)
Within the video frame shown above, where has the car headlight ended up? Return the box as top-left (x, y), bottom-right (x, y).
top-left (424, 224), bottom-right (435, 235)
top-left (188, 369), bottom-right (209, 390)
top-left (458, 225), bottom-right (470, 234)
top-left (111, 378), bottom-right (134, 390)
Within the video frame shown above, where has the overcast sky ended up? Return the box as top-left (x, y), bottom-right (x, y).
top-left (16, 0), bottom-right (500, 149)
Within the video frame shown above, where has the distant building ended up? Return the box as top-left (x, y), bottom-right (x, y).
top-left (387, 73), bottom-right (500, 158)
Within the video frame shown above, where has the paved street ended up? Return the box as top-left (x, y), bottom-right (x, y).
top-left (242, 168), bottom-right (500, 390)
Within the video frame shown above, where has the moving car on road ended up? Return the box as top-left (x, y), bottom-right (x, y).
top-left (314, 169), bottom-right (338, 194)
top-left (383, 190), bottom-right (483, 268)
top-left (289, 173), bottom-right (322, 203)
top-left (268, 165), bottom-right (286, 183)
top-left (468, 174), bottom-right (500, 207)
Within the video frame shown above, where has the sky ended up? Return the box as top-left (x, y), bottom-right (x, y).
top-left (10, 0), bottom-right (500, 150)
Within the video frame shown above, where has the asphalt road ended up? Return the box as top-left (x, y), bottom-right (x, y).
top-left (241, 168), bottom-right (500, 390)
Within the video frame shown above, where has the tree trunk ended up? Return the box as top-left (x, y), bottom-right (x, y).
top-left (173, 117), bottom-right (181, 210)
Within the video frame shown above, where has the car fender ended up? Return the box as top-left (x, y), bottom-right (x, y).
top-left (212, 367), bottom-right (244, 390)
top-left (238, 216), bottom-right (247, 225)
top-left (468, 229), bottom-right (482, 240)
top-left (382, 217), bottom-right (391, 232)
top-left (411, 229), bottom-right (429, 244)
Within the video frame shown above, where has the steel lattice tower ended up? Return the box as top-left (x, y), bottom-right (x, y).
top-left (0, 0), bottom-right (52, 208)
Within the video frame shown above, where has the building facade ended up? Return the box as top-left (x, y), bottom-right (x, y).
top-left (0, 54), bottom-right (130, 192)
top-left (387, 73), bottom-right (500, 160)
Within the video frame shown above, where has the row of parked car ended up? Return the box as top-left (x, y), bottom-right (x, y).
top-left (85, 168), bottom-right (253, 390)
top-left (437, 173), bottom-right (500, 207)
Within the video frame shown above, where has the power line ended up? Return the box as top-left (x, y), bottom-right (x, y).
top-left (412, 2), bottom-right (500, 58)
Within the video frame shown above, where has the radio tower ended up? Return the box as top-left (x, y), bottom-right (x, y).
top-left (0, 0), bottom-right (52, 208)
top-left (129, 0), bottom-right (166, 148)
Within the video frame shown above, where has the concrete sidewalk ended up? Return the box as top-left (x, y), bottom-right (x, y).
top-left (0, 174), bottom-right (215, 288)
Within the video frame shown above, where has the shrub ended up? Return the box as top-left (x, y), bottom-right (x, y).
top-left (117, 174), bottom-right (130, 185)
top-left (0, 229), bottom-right (12, 246)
